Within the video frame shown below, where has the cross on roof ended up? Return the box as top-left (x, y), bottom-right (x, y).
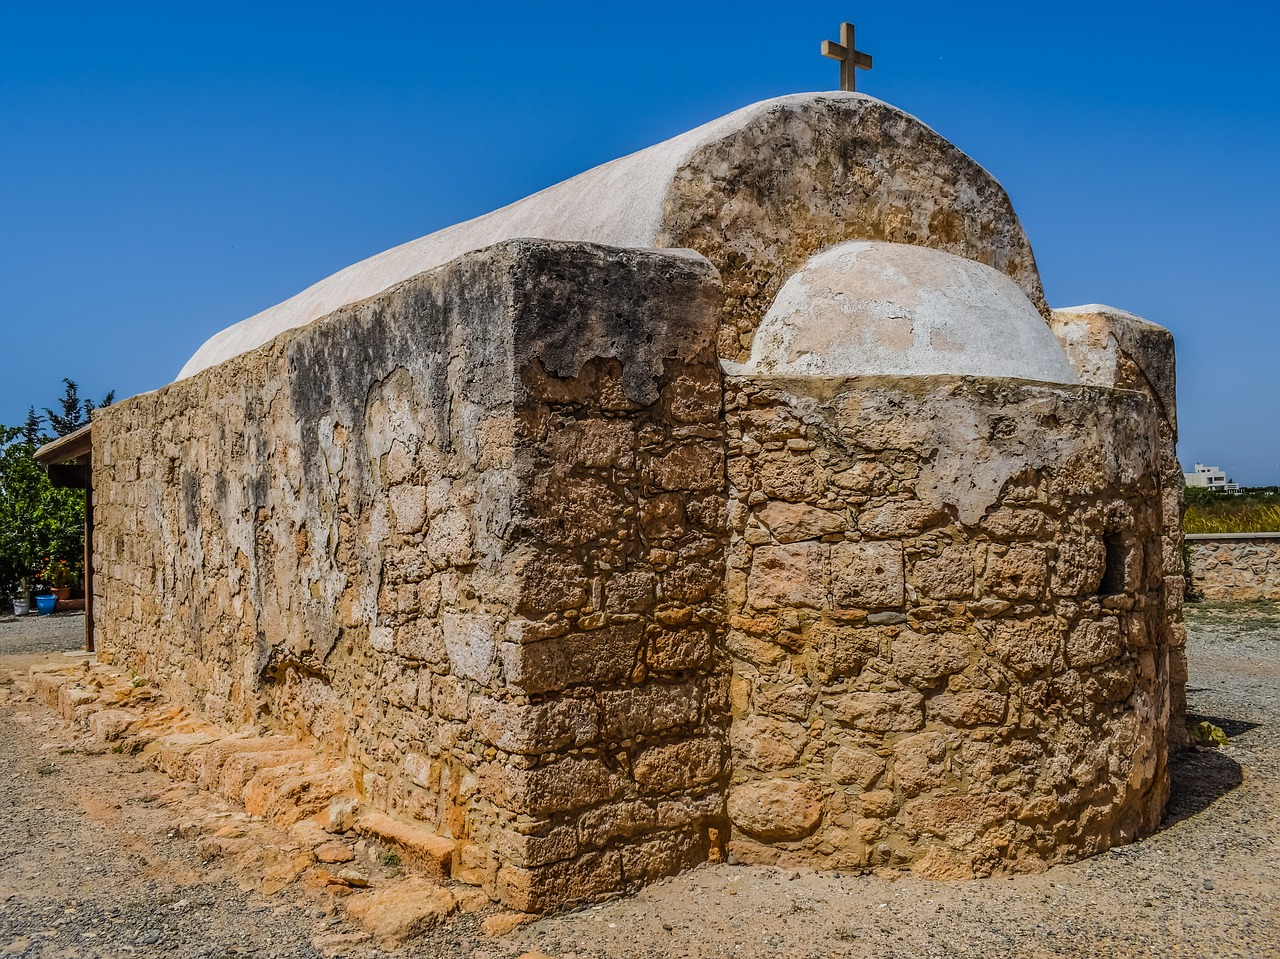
top-left (821, 22), bottom-right (873, 92)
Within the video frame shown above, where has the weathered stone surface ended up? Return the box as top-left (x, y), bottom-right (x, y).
top-left (755, 501), bottom-right (845, 543)
top-left (829, 746), bottom-right (884, 788)
top-left (831, 540), bottom-right (904, 608)
top-left (344, 877), bottom-right (457, 945)
top-left (89, 90), bottom-right (1184, 909)
top-left (829, 691), bottom-right (925, 733)
top-left (891, 631), bottom-right (970, 684)
top-left (1187, 536), bottom-right (1280, 601)
top-left (727, 779), bottom-right (824, 841)
top-left (912, 546), bottom-right (975, 599)
top-left (354, 813), bottom-right (456, 878)
top-left (1065, 617), bottom-right (1125, 669)
top-left (892, 732), bottom-right (948, 797)
top-left (748, 543), bottom-right (823, 609)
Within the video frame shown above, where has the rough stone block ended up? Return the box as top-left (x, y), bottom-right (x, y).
top-left (728, 779), bottom-right (823, 841)
top-left (477, 757), bottom-right (625, 817)
top-left (891, 631), bottom-right (970, 685)
top-left (500, 622), bottom-right (644, 694)
top-left (632, 736), bottom-right (727, 794)
top-left (912, 546), bottom-right (975, 600)
top-left (470, 694), bottom-right (600, 754)
top-left (598, 681), bottom-right (702, 741)
top-left (1065, 616), bottom-right (1125, 669)
top-left (755, 501), bottom-right (845, 543)
top-left (828, 690), bottom-right (924, 733)
top-left (354, 812), bottom-right (457, 878)
top-left (831, 540), bottom-right (904, 608)
top-left (729, 714), bottom-right (809, 771)
top-left (748, 542), bottom-right (824, 609)
top-left (985, 546), bottom-right (1049, 600)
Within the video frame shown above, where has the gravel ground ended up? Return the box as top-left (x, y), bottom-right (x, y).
top-left (0, 611), bottom-right (86, 656)
top-left (0, 603), bottom-right (1277, 959)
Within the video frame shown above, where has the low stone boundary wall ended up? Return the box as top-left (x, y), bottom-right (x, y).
top-left (1187, 533), bottom-right (1280, 601)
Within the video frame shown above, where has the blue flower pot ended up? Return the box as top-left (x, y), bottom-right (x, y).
top-left (35, 594), bottom-right (57, 615)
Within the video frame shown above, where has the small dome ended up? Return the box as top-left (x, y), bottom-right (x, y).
top-left (733, 241), bottom-right (1077, 384)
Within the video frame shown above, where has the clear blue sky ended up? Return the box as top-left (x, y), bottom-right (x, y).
top-left (2, 2), bottom-right (1277, 482)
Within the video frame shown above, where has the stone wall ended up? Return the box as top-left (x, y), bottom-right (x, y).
top-left (92, 239), bottom-right (731, 911)
top-left (721, 375), bottom-right (1178, 877)
top-left (1187, 534), bottom-right (1280, 600)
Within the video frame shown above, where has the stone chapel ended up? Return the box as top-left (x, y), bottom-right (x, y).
top-left (59, 92), bottom-right (1186, 911)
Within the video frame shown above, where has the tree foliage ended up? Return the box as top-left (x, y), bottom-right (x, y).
top-left (0, 425), bottom-right (84, 600)
top-left (0, 379), bottom-right (113, 601)
top-left (44, 378), bottom-right (114, 438)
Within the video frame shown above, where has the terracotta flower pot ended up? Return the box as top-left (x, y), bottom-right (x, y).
top-left (51, 587), bottom-right (71, 601)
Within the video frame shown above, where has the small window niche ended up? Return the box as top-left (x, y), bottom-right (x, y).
top-left (1100, 531), bottom-right (1139, 597)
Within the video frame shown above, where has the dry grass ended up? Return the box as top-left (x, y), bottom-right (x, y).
top-left (1184, 502), bottom-right (1280, 534)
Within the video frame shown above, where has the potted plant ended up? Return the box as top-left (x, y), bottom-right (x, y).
top-left (41, 558), bottom-right (74, 603)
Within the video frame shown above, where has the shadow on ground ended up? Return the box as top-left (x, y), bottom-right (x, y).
top-left (1162, 737), bottom-right (1245, 828)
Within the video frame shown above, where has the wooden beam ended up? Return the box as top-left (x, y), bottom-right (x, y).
top-left (84, 485), bottom-right (94, 654)
top-left (34, 423), bottom-right (93, 468)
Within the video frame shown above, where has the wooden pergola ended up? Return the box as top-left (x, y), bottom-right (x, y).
top-left (34, 423), bottom-right (95, 653)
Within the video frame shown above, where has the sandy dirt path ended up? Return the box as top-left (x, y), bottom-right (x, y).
top-left (1, 605), bottom-right (1277, 959)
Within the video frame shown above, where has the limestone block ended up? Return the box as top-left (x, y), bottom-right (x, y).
top-left (728, 779), bottom-right (824, 841)
top-left (748, 542), bottom-right (824, 609)
top-left (477, 757), bottom-right (625, 817)
top-left (985, 546), bottom-right (1048, 601)
top-left (353, 812), bottom-right (457, 878)
top-left (926, 690), bottom-right (1007, 727)
top-left (893, 732), bottom-right (949, 797)
top-left (912, 546), bottom-right (975, 600)
top-left (598, 681), bottom-right (702, 741)
top-left (470, 695), bottom-right (599, 754)
top-left (755, 501), bottom-right (845, 543)
top-left (858, 502), bottom-right (943, 539)
top-left (388, 485), bottom-right (429, 534)
top-left (729, 714), bottom-right (809, 771)
top-left (496, 850), bottom-right (623, 913)
top-left (344, 876), bottom-right (457, 945)
top-left (982, 617), bottom-right (1060, 678)
top-left (443, 613), bottom-right (499, 684)
top-left (828, 690), bottom-right (924, 733)
top-left (801, 621), bottom-right (882, 684)
top-left (756, 453), bottom-right (822, 502)
top-left (604, 570), bottom-right (657, 614)
top-left (545, 419), bottom-right (635, 469)
top-left (632, 736), bottom-right (727, 794)
top-left (646, 444), bottom-right (724, 492)
top-left (514, 554), bottom-right (589, 616)
top-left (830, 746), bottom-right (885, 788)
top-left (1065, 617), bottom-right (1124, 669)
top-left (831, 541), bottom-right (904, 608)
top-left (890, 631), bottom-right (970, 685)
top-left (500, 622), bottom-right (645, 695)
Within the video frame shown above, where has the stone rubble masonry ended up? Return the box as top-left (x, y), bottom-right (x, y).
top-left (1050, 305), bottom-right (1186, 745)
top-left (91, 239), bottom-right (730, 912)
top-left (1187, 535), bottom-right (1280, 600)
top-left (722, 374), bottom-right (1179, 878)
top-left (87, 240), bottom-right (1187, 907)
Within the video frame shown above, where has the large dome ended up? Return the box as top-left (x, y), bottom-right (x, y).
top-left (731, 240), bottom-right (1077, 384)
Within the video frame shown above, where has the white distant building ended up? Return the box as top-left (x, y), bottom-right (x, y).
top-left (1185, 463), bottom-right (1240, 494)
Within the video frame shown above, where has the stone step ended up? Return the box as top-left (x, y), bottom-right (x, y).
top-left (354, 812), bottom-right (457, 879)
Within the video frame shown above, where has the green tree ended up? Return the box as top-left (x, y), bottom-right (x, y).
top-left (0, 425), bottom-right (84, 603)
top-left (43, 378), bottom-right (114, 438)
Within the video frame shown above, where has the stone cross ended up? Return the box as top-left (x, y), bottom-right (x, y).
top-left (821, 22), bottom-right (873, 92)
